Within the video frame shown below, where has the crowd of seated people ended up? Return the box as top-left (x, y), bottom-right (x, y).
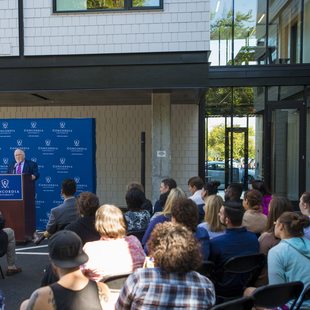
top-left (14, 177), bottom-right (310, 309)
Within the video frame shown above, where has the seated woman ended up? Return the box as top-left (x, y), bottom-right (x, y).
top-left (142, 187), bottom-right (186, 254)
top-left (116, 222), bottom-right (216, 309)
top-left (251, 180), bottom-right (272, 215)
top-left (81, 204), bottom-right (145, 282)
top-left (171, 198), bottom-right (210, 260)
top-left (124, 188), bottom-right (150, 233)
top-left (268, 212), bottom-right (310, 309)
top-left (242, 189), bottom-right (267, 234)
top-left (198, 195), bottom-right (225, 239)
top-left (255, 195), bottom-right (293, 286)
top-left (299, 191), bottom-right (310, 240)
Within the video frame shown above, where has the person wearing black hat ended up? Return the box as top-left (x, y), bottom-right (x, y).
top-left (20, 231), bottom-right (112, 310)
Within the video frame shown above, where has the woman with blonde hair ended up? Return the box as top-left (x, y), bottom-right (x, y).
top-left (81, 204), bottom-right (145, 282)
top-left (142, 187), bottom-right (186, 253)
top-left (198, 195), bottom-right (225, 239)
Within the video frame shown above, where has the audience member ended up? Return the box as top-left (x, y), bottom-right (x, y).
top-left (34, 178), bottom-right (78, 245)
top-left (116, 222), bottom-right (216, 309)
top-left (188, 176), bottom-right (205, 222)
top-left (124, 188), bottom-right (150, 233)
top-left (20, 231), bottom-right (112, 310)
top-left (153, 178), bottom-right (177, 214)
top-left (256, 196), bottom-right (293, 286)
top-left (126, 182), bottom-right (152, 215)
top-left (299, 191), bottom-right (310, 240)
top-left (209, 201), bottom-right (259, 296)
top-left (65, 192), bottom-right (100, 245)
top-left (0, 211), bottom-right (22, 276)
top-left (201, 181), bottom-right (221, 200)
top-left (251, 180), bottom-right (272, 215)
top-left (142, 187), bottom-right (186, 253)
top-left (42, 193), bottom-right (101, 286)
top-left (81, 204), bottom-right (145, 281)
top-left (259, 196), bottom-right (293, 255)
top-left (171, 198), bottom-right (210, 259)
top-left (268, 212), bottom-right (310, 309)
top-left (242, 189), bottom-right (267, 234)
top-left (198, 195), bottom-right (225, 239)
top-left (224, 182), bottom-right (243, 203)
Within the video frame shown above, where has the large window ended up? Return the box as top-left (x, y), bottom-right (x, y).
top-left (54, 0), bottom-right (163, 12)
top-left (210, 0), bottom-right (309, 66)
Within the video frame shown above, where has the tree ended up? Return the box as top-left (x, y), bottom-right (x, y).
top-left (207, 124), bottom-right (255, 161)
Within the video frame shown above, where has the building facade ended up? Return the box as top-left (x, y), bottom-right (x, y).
top-left (0, 0), bottom-right (210, 207)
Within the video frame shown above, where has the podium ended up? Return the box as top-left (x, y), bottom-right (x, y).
top-left (0, 174), bottom-right (35, 242)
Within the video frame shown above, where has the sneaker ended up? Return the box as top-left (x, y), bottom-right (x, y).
top-left (6, 267), bottom-right (22, 276)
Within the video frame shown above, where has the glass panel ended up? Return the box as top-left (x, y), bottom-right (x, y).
top-left (304, 0), bottom-right (310, 63)
top-left (56, 0), bottom-right (125, 11)
top-left (268, 0), bottom-right (302, 64)
top-left (56, 0), bottom-right (87, 11)
top-left (271, 109), bottom-right (299, 200)
top-left (234, 0), bottom-right (258, 65)
top-left (255, 0), bottom-right (267, 64)
top-left (132, 0), bottom-right (160, 7)
top-left (210, 0), bottom-right (233, 66)
top-left (87, 0), bottom-right (124, 9)
top-left (268, 85), bottom-right (304, 101)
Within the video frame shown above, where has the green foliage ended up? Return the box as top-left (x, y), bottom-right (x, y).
top-left (87, 0), bottom-right (124, 9)
top-left (207, 124), bottom-right (255, 160)
top-left (211, 9), bottom-right (255, 40)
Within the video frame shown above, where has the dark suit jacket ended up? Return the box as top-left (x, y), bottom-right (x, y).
top-left (46, 197), bottom-right (79, 235)
top-left (7, 159), bottom-right (40, 180)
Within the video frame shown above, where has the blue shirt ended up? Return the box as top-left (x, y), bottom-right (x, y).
top-left (209, 227), bottom-right (259, 295)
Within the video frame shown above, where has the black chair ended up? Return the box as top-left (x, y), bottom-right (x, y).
top-left (252, 281), bottom-right (304, 310)
top-left (295, 283), bottom-right (310, 310)
top-left (127, 230), bottom-right (145, 242)
top-left (210, 296), bottom-right (254, 310)
top-left (214, 253), bottom-right (265, 300)
top-left (102, 272), bottom-right (132, 290)
top-left (197, 260), bottom-right (215, 278)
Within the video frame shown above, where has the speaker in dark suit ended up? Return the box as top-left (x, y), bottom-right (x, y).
top-left (7, 148), bottom-right (40, 181)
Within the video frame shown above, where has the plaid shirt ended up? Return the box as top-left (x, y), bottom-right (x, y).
top-left (115, 267), bottom-right (215, 309)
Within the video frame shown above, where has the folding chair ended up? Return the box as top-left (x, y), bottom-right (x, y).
top-left (292, 283), bottom-right (310, 310)
top-left (214, 253), bottom-right (265, 302)
top-left (127, 230), bottom-right (145, 242)
top-left (102, 272), bottom-right (132, 290)
top-left (252, 281), bottom-right (304, 310)
top-left (197, 260), bottom-right (215, 278)
top-left (210, 296), bottom-right (254, 310)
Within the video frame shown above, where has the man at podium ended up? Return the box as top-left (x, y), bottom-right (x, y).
top-left (7, 149), bottom-right (40, 181)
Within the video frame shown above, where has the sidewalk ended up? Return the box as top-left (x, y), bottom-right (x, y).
top-left (0, 241), bottom-right (49, 309)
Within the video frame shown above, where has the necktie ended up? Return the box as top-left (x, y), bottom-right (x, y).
top-left (16, 163), bottom-right (22, 174)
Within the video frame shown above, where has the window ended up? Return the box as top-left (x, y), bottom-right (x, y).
top-left (54, 0), bottom-right (163, 12)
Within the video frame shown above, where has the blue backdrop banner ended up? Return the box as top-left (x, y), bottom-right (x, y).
top-left (0, 118), bottom-right (96, 230)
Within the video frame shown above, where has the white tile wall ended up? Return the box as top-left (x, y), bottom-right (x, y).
top-left (20, 0), bottom-right (209, 56)
top-left (0, 104), bottom-right (198, 206)
top-left (0, 0), bottom-right (18, 56)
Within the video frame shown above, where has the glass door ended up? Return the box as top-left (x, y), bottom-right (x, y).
top-left (266, 101), bottom-right (306, 202)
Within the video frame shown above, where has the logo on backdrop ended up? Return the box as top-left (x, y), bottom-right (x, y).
top-left (38, 138), bottom-right (58, 155)
top-left (60, 122), bottom-right (66, 129)
top-left (1, 179), bottom-right (9, 189)
top-left (52, 121), bottom-right (72, 138)
top-left (17, 139), bottom-right (22, 146)
top-left (31, 157), bottom-right (37, 162)
top-left (3, 158), bottom-right (8, 165)
top-left (45, 139), bottom-right (51, 146)
top-left (2, 122), bottom-right (8, 129)
top-left (0, 121), bottom-right (15, 137)
top-left (31, 121), bottom-right (37, 129)
top-left (67, 139), bottom-right (87, 155)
